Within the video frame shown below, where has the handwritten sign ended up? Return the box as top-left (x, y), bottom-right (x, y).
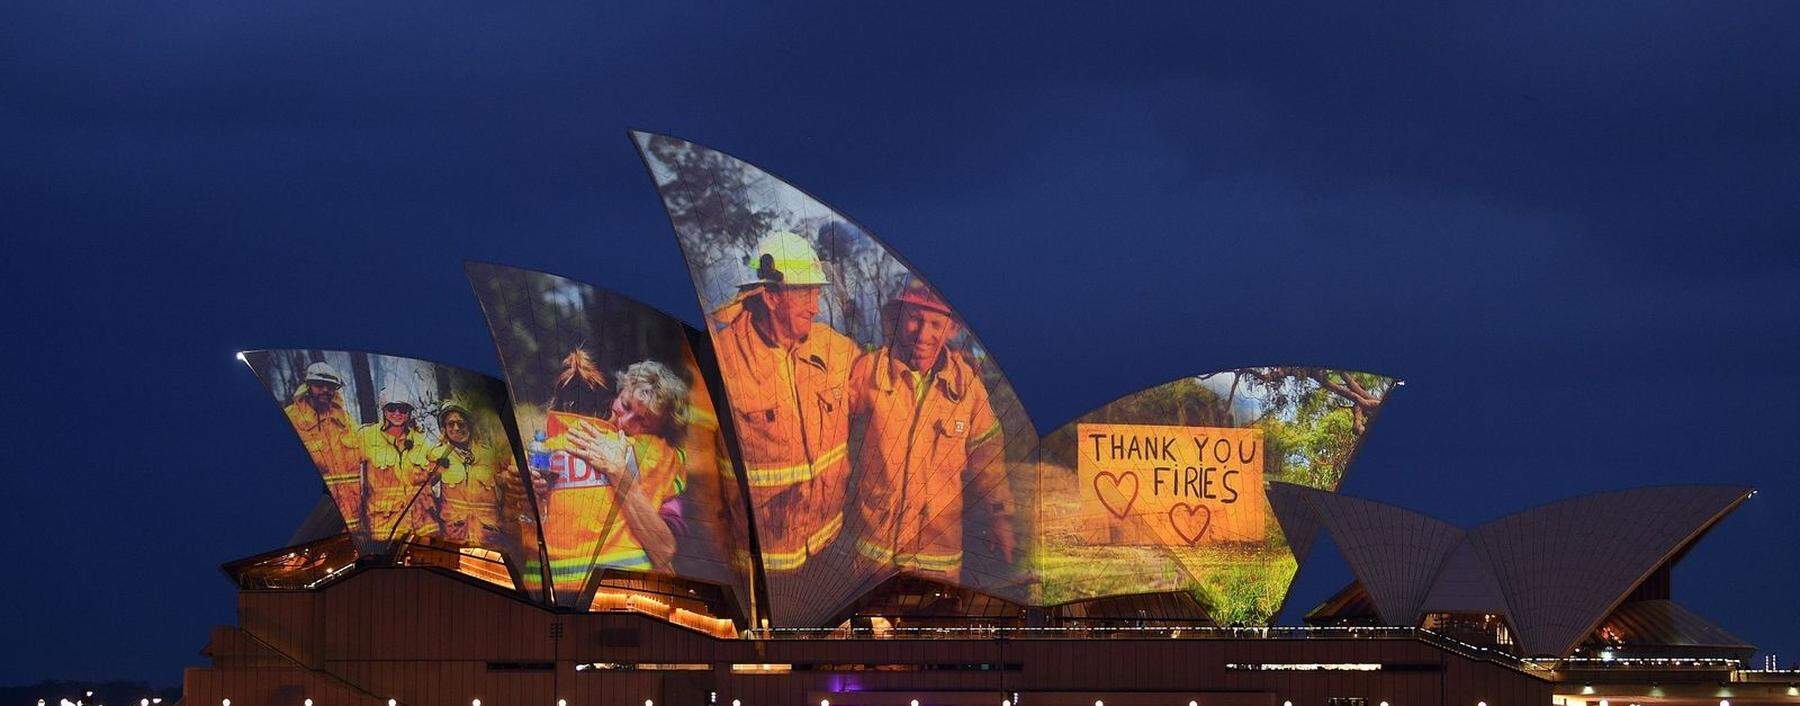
top-left (1076, 423), bottom-right (1268, 547)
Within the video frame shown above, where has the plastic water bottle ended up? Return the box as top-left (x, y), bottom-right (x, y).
top-left (528, 429), bottom-right (550, 471)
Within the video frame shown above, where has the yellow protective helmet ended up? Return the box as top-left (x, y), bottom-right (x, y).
top-left (742, 230), bottom-right (828, 288)
top-left (435, 401), bottom-right (474, 426)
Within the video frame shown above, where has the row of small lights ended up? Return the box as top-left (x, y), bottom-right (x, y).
top-left (756, 626), bottom-right (1423, 635)
top-left (745, 625), bottom-right (1532, 669)
top-left (54, 698), bottom-right (1660, 706)
top-left (35, 695), bottom-right (164, 706)
top-left (200, 688), bottom-right (1758, 706)
top-left (1556, 655), bottom-right (1743, 665)
top-left (192, 699), bottom-right (1565, 706)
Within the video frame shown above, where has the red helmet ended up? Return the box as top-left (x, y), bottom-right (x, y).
top-left (887, 277), bottom-right (953, 316)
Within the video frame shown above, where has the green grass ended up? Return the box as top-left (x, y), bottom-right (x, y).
top-left (1032, 543), bottom-right (1298, 624)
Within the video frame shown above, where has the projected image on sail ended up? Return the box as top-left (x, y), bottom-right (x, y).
top-left (468, 262), bottom-right (753, 615)
top-left (1038, 367), bottom-right (1395, 623)
top-left (242, 349), bottom-right (543, 597)
top-left (633, 132), bottom-right (1037, 625)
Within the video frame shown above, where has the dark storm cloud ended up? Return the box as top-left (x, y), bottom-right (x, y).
top-left (3, 0), bottom-right (1796, 683)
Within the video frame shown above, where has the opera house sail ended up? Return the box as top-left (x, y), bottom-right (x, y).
top-left (183, 133), bottom-right (1777, 706)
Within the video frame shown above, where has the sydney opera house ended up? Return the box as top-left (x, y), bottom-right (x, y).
top-left (184, 133), bottom-right (1797, 706)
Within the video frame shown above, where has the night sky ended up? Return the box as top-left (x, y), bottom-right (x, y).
top-left (4, 2), bottom-right (1798, 685)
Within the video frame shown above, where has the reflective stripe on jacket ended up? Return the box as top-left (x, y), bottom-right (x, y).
top-left (848, 346), bottom-right (1007, 581)
top-left (284, 391), bottom-right (364, 531)
top-left (710, 309), bottom-right (855, 570)
top-left (432, 439), bottom-right (518, 546)
top-left (348, 422), bottom-right (437, 541)
top-left (536, 420), bottom-right (686, 597)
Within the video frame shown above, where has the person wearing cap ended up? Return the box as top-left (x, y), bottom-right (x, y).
top-left (283, 362), bottom-right (367, 536)
top-left (348, 386), bottom-right (439, 543)
top-left (848, 277), bottom-right (1012, 583)
top-left (707, 229), bottom-right (855, 573)
top-left (428, 402), bottom-right (522, 548)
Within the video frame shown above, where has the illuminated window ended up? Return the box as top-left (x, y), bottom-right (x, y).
top-left (575, 663), bottom-right (709, 672)
top-left (587, 585), bottom-right (738, 638)
top-left (731, 664), bottom-right (793, 674)
top-left (223, 535), bottom-right (357, 590)
top-left (455, 547), bottom-right (517, 590)
top-left (1227, 663), bottom-right (1383, 671)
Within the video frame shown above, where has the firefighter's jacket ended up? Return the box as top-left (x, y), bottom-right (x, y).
top-left (848, 346), bottom-right (1009, 579)
top-left (349, 422), bottom-right (438, 542)
top-left (537, 418), bottom-right (686, 597)
top-left (284, 391), bottom-right (364, 533)
top-left (429, 439), bottom-right (517, 547)
top-left (711, 309), bottom-right (855, 571)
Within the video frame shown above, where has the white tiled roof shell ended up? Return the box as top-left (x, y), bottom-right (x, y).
top-left (1270, 483), bottom-right (1464, 624)
top-left (1270, 482), bottom-right (1751, 658)
top-left (1464, 485), bottom-right (1750, 656)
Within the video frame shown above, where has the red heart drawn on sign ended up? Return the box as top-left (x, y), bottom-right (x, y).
top-left (1168, 503), bottom-right (1212, 546)
top-left (1092, 471), bottom-right (1139, 519)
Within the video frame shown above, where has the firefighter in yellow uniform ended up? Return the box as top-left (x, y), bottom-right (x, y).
top-left (282, 362), bottom-right (366, 535)
top-left (349, 387), bottom-right (439, 543)
top-left (708, 231), bottom-right (855, 573)
top-left (849, 278), bottom-right (1012, 583)
top-left (429, 402), bottom-right (519, 548)
top-left (537, 360), bottom-right (690, 597)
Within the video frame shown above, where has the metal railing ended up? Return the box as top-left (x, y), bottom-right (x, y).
top-left (741, 625), bottom-right (1536, 673)
top-left (1528, 656), bottom-right (1744, 672)
top-left (744, 624), bottom-right (1417, 640)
